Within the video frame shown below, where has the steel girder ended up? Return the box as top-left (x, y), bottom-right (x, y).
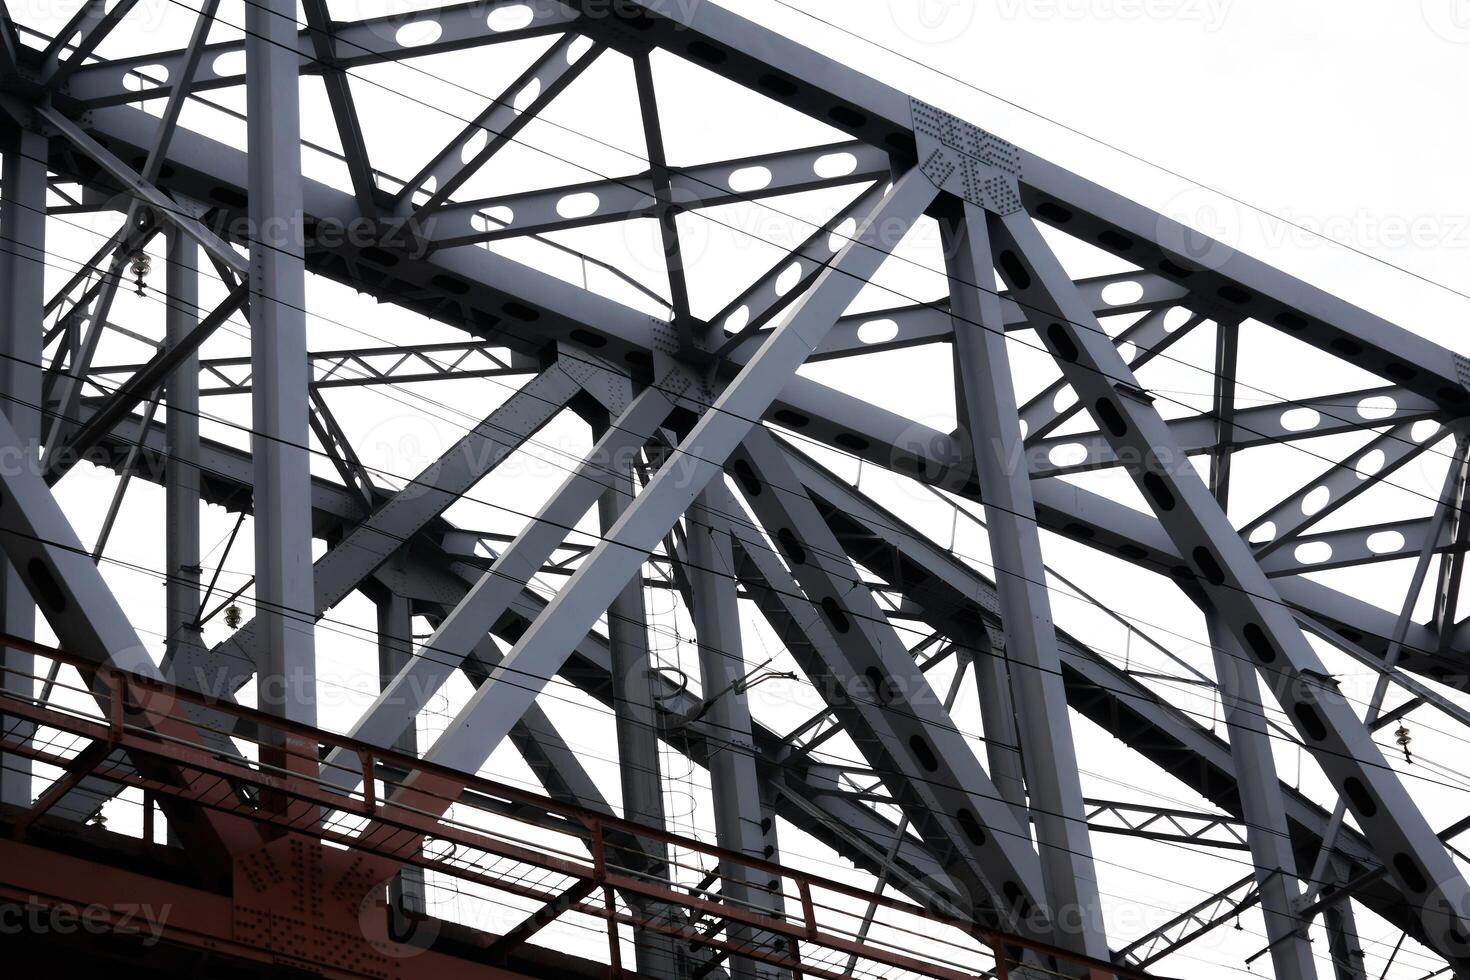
top-left (546, 0), bottom-right (1468, 415)
top-left (0, 123), bottom-right (45, 809)
top-left (62, 0), bottom-right (580, 107)
top-left (725, 435), bottom-right (1051, 936)
top-left (944, 200), bottom-right (1107, 962)
top-left (175, 360), bottom-right (582, 698)
top-left (781, 445), bottom-right (1430, 950)
top-left (54, 97), bottom-right (1467, 694)
top-left (349, 169), bottom-right (936, 861)
top-left (990, 203), bottom-right (1470, 964)
top-left (39, 0), bottom-right (1470, 423)
top-left (64, 381), bottom-right (1436, 959)
top-left (3, 1), bottom-right (1467, 976)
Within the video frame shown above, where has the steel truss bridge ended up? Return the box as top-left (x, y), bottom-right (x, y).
top-left (0, 1), bottom-right (1465, 979)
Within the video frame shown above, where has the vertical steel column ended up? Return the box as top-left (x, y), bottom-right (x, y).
top-left (164, 229), bottom-right (205, 668)
top-left (246, 0), bottom-right (317, 784)
top-left (1204, 317), bottom-right (1319, 980)
top-left (377, 590), bottom-right (426, 913)
top-left (1321, 865), bottom-right (1368, 980)
top-left (990, 204), bottom-right (1470, 966)
top-left (595, 428), bottom-right (680, 980)
top-left (943, 201), bottom-right (1107, 962)
top-left (970, 633), bottom-right (1029, 829)
top-left (0, 125), bottom-right (46, 807)
top-left (1205, 619), bottom-right (1318, 979)
top-left (686, 487), bottom-right (782, 980)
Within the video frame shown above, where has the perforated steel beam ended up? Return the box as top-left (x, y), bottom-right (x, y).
top-left (943, 199), bottom-right (1106, 960)
top-left (66, 0), bottom-right (579, 106)
top-left (988, 203), bottom-right (1470, 968)
top-left (356, 167), bottom-right (936, 856)
top-left (319, 375), bottom-right (686, 788)
top-left (783, 444), bottom-right (1422, 946)
top-left (60, 100), bottom-right (1449, 685)
top-left (730, 429), bottom-right (1050, 940)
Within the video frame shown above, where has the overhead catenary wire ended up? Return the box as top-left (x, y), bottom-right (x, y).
top-left (8, 166), bottom-right (1470, 910)
top-left (2, 215), bottom-right (1470, 852)
top-left (2, 329), bottom-right (1466, 797)
top-left (8, 11), bottom-right (1470, 975)
top-left (4, 193), bottom-right (1467, 703)
top-left (17, 0), bottom-right (1470, 486)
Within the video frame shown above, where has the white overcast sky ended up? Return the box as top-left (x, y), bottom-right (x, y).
top-left (12, 2), bottom-right (1470, 978)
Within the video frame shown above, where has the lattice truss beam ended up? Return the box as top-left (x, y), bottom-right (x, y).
top-left (0, 2), bottom-right (1465, 979)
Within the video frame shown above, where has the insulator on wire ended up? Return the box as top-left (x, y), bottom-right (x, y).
top-left (224, 603), bottom-right (242, 630)
top-left (129, 250), bottom-right (151, 296)
top-left (1395, 724), bottom-right (1413, 763)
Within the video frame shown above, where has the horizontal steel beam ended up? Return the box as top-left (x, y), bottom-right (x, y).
top-left (65, 0), bottom-right (578, 107)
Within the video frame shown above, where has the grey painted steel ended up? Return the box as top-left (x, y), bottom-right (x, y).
top-left (1201, 308), bottom-right (1318, 980)
top-left (40, 0), bottom-right (139, 90)
top-left (37, 230), bottom-right (130, 469)
top-left (1321, 861), bottom-right (1369, 980)
top-left (66, 0), bottom-right (578, 106)
top-left (424, 140), bottom-right (890, 249)
top-left (1205, 617), bottom-right (1319, 980)
top-left (33, 104), bottom-right (246, 277)
top-left (710, 180), bottom-right (892, 358)
top-left (970, 635), bottom-right (1028, 829)
top-left (1299, 443), bottom-right (1467, 909)
top-left (246, 0), bottom-right (317, 746)
top-left (1021, 308), bottom-right (1203, 446)
top-left (61, 0), bottom-right (1470, 440)
top-left (730, 429), bottom-right (1050, 937)
top-left (65, 101), bottom-right (1441, 685)
top-left (1240, 421), bottom-right (1433, 558)
top-left (592, 401), bottom-right (681, 980)
top-left (989, 205), bottom-right (1470, 966)
top-left (944, 201), bottom-right (1106, 960)
top-left (164, 230), bottom-right (206, 669)
top-left (401, 34), bottom-right (604, 213)
top-left (10, 0), bottom-right (1470, 970)
top-left (300, 0), bottom-right (377, 218)
top-left (91, 340), bottom-right (530, 397)
top-left (631, 50), bottom-right (692, 348)
top-left (458, 636), bottom-right (621, 823)
top-left (839, 660), bottom-right (970, 978)
top-left (71, 385), bottom-right (1436, 953)
top-left (320, 378), bottom-right (684, 787)
top-left (373, 168), bottom-right (934, 823)
top-left (79, 390), bottom-right (1436, 947)
top-left (690, 484), bottom-right (789, 980)
top-left (1029, 384), bottom-right (1436, 480)
top-left (176, 364), bottom-right (580, 697)
top-left (377, 590), bottom-right (427, 913)
top-left (731, 270), bottom-right (1186, 366)
top-left (0, 124), bottom-right (45, 807)
top-left (577, 0), bottom-right (1470, 411)
top-left (783, 443), bottom-right (1421, 946)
